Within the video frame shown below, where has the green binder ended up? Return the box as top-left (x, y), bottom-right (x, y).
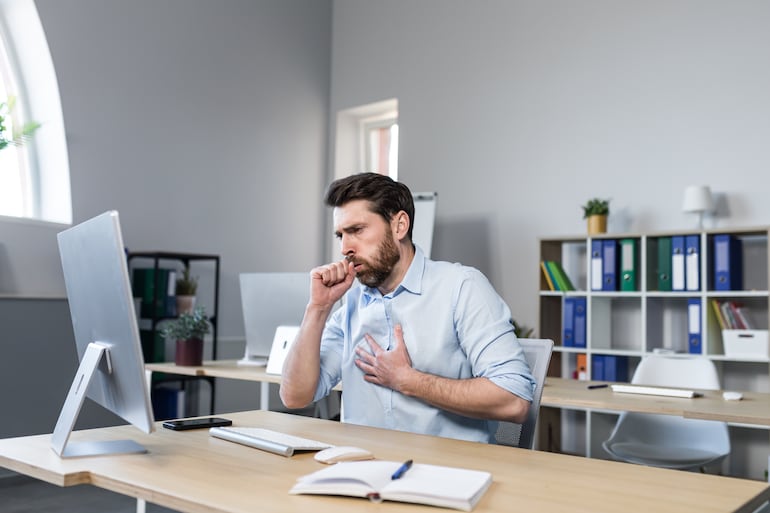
top-left (620, 239), bottom-right (637, 291)
top-left (657, 237), bottom-right (672, 291)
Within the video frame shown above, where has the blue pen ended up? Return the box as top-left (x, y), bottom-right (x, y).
top-left (391, 459), bottom-right (413, 480)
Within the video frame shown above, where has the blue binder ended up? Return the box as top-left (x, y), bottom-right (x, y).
top-left (591, 355), bottom-right (605, 381)
top-left (602, 239), bottom-right (617, 291)
top-left (687, 298), bottom-right (702, 354)
top-left (713, 234), bottom-right (743, 291)
top-left (573, 297), bottom-right (587, 348)
top-left (562, 297), bottom-right (575, 347)
top-left (671, 236), bottom-right (686, 291)
top-left (685, 235), bottom-right (700, 291)
top-left (603, 356), bottom-right (629, 382)
top-left (590, 239), bottom-right (603, 291)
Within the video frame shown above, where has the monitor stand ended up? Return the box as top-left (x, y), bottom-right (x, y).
top-left (51, 342), bottom-right (147, 458)
top-left (237, 349), bottom-right (268, 367)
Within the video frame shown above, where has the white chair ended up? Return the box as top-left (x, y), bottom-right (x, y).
top-left (602, 355), bottom-right (730, 470)
top-left (494, 338), bottom-right (554, 449)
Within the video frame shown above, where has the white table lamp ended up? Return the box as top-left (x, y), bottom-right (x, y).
top-left (682, 185), bottom-right (714, 229)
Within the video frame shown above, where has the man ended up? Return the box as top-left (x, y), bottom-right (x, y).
top-left (280, 173), bottom-right (535, 443)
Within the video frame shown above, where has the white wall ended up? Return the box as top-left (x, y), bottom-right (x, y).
top-left (330, 0), bottom-right (770, 333)
top-left (0, 0), bottom-right (332, 338)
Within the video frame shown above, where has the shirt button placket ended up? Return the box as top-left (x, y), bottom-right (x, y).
top-left (382, 296), bottom-right (394, 417)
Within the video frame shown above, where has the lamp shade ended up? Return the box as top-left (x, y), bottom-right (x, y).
top-left (682, 185), bottom-right (714, 214)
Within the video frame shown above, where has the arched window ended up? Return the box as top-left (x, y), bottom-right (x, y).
top-left (0, 0), bottom-right (70, 224)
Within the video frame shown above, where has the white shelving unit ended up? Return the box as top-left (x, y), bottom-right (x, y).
top-left (538, 227), bottom-right (770, 481)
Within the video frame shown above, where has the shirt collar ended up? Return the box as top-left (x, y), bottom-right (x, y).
top-left (361, 245), bottom-right (426, 303)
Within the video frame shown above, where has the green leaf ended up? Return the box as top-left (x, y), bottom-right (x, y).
top-left (160, 307), bottom-right (211, 340)
top-left (0, 96), bottom-right (40, 151)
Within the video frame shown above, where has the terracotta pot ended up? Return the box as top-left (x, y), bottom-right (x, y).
top-left (587, 215), bottom-right (607, 235)
top-left (176, 295), bottom-right (196, 315)
top-left (175, 337), bottom-right (203, 366)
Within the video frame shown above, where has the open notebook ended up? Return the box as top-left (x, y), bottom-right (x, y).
top-left (290, 460), bottom-right (492, 511)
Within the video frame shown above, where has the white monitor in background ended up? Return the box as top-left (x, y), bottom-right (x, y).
top-left (53, 210), bottom-right (155, 458)
top-left (239, 272), bottom-right (309, 366)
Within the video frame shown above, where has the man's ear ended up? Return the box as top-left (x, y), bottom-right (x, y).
top-left (393, 211), bottom-right (410, 241)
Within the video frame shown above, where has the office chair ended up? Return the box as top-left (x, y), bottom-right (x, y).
top-left (602, 355), bottom-right (730, 470)
top-left (494, 338), bottom-right (554, 449)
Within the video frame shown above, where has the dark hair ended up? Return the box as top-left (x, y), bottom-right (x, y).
top-left (325, 173), bottom-right (415, 241)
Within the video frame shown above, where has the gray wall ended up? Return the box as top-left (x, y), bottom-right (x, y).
top-left (0, 0), bottom-right (331, 440)
top-left (330, 0), bottom-right (770, 332)
top-left (1, 0), bottom-right (331, 327)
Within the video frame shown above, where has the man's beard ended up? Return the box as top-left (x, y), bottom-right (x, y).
top-left (353, 230), bottom-right (400, 288)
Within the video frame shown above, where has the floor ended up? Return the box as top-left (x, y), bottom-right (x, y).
top-left (0, 474), bottom-right (178, 513)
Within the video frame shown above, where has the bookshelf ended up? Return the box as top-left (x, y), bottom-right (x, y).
top-left (127, 251), bottom-right (220, 419)
top-left (538, 227), bottom-right (770, 480)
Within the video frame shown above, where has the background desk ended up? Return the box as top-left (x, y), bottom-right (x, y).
top-left (542, 377), bottom-right (770, 426)
top-left (146, 361), bottom-right (770, 426)
top-left (146, 360), bottom-right (341, 413)
top-left (0, 410), bottom-right (768, 513)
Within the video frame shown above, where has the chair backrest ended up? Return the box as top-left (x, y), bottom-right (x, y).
top-left (603, 354), bottom-right (730, 469)
top-left (632, 354), bottom-right (720, 390)
top-left (494, 338), bottom-right (554, 449)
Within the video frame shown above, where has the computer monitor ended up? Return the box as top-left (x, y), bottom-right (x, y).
top-left (51, 210), bottom-right (155, 458)
top-left (238, 272), bottom-right (309, 366)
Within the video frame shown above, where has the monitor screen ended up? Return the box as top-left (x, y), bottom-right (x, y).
top-left (239, 272), bottom-right (309, 364)
top-left (52, 210), bottom-right (155, 457)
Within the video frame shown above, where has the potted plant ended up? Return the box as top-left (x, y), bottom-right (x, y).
top-left (511, 318), bottom-right (534, 338)
top-left (161, 306), bottom-right (210, 366)
top-left (582, 198), bottom-right (610, 235)
top-left (175, 266), bottom-right (198, 315)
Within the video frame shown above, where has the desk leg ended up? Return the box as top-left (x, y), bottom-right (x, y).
top-left (136, 498), bottom-right (146, 513)
top-left (260, 382), bottom-right (269, 411)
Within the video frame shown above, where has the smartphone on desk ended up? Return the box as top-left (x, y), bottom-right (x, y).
top-left (162, 417), bottom-right (233, 431)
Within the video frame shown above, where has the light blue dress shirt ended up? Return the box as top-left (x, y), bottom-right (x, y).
top-left (313, 246), bottom-right (536, 443)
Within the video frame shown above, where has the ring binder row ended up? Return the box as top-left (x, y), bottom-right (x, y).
top-left (671, 233), bottom-right (744, 292)
top-left (673, 235), bottom-right (702, 292)
top-left (584, 234), bottom-right (744, 293)
top-left (589, 238), bottom-right (639, 292)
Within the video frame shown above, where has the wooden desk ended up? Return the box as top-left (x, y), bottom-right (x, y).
top-left (541, 377), bottom-right (770, 426)
top-left (146, 361), bottom-right (770, 426)
top-left (0, 410), bottom-right (768, 513)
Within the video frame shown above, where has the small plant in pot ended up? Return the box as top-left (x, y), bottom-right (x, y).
top-left (161, 306), bottom-right (210, 366)
top-left (582, 198), bottom-right (610, 235)
top-left (175, 267), bottom-right (198, 315)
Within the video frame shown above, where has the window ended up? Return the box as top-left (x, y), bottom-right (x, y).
top-left (330, 99), bottom-right (399, 261)
top-left (362, 114), bottom-right (398, 180)
top-left (0, 0), bottom-right (71, 224)
top-left (0, 19), bottom-right (30, 217)
top-left (334, 98), bottom-right (398, 181)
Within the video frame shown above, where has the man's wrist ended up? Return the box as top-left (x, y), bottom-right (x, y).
top-left (305, 302), bottom-right (334, 320)
top-left (397, 368), bottom-right (425, 397)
